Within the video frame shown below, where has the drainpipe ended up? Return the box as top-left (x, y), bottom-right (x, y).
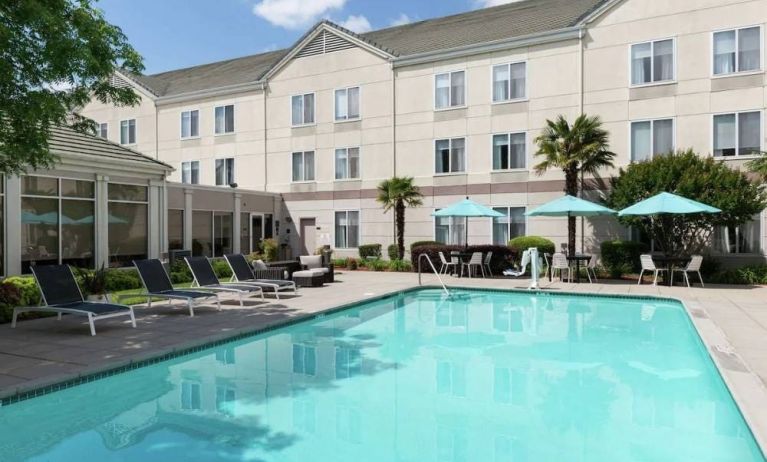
top-left (391, 60), bottom-right (397, 248)
top-left (155, 104), bottom-right (159, 160)
top-left (263, 84), bottom-right (268, 192)
top-left (579, 27), bottom-right (586, 254)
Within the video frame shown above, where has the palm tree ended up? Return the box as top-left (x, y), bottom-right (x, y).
top-left (377, 176), bottom-right (423, 260)
top-left (534, 114), bottom-right (616, 255)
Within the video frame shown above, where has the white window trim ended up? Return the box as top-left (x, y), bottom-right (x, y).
top-left (213, 104), bottom-right (235, 136)
top-left (180, 109), bottom-right (200, 140)
top-left (434, 137), bottom-right (468, 176)
top-left (334, 209), bottom-right (360, 250)
top-left (490, 60), bottom-right (529, 104)
top-left (628, 37), bottom-right (677, 88)
top-left (119, 119), bottom-right (136, 146)
top-left (490, 131), bottom-right (528, 171)
top-left (214, 157), bottom-right (235, 186)
top-left (181, 160), bottom-right (200, 185)
top-left (333, 146), bottom-right (361, 181)
top-left (710, 110), bottom-right (764, 159)
top-left (627, 117), bottom-right (676, 163)
top-left (433, 70), bottom-right (467, 111)
top-left (710, 25), bottom-right (764, 78)
top-left (488, 206), bottom-right (528, 244)
top-left (291, 150), bottom-right (316, 183)
top-left (333, 86), bottom-right (361, 123)
top-left (291, 92), bottom-right (317, 128)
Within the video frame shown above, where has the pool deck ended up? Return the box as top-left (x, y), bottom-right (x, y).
top-left (2, 272), bottom-right (767, 447)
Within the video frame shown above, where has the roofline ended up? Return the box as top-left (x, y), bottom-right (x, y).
top-left (576, 0), bottom-right (625, 25)
top-left (155, 80), bottom-right (266, 105)
top-left (114, 70), bottom-right (159, 101)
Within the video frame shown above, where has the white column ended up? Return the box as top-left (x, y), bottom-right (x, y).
top-left (233, 192), bottom-right (242, 254)
top-left (95, 175), bottom-right (110, 268)
top-left (148, 179), bottom-right (164, 259)
top-left (5, 176), bottom-right (22, 275)
top-left (183, 188), bottom-right (193, 250)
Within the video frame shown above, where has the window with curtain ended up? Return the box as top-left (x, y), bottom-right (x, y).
top-left (98, 123), bottom-right (108, 139)
top-left (630, 119), bottom-right (674, 162)
top-left (181, 161), bottom-right (199, 184)
top-left (714, 27), bottom-right (761, 75)
top-left (335, 147), bottom-right (360, 180)
top-left (335, 210), bottom-right (359, 248)
top-left (120, 119), bottom-right (136, 144)
top-left (168, 209), bottom-right (184, 251)
top-left (492, 207), bottom-right (526, 245)
top-left (214, 105), bottom-right (234, 134)
top-left (631, 39), bottom-right (674, 85)
top-left (292, 151), bottom-right (315, 182)
top-left (492, 62), bottom-right (526, 102)
top-left (714, 216), bottom-right (761, 254)
top-left (213, 212), bottom-right (233, 256)
top-left (215, 158), bottom-right (235, 186)
top-left (334, 87), bottom-right (360, 121)
top-left (108, 183), bottom-right (148, 267)
top-left (435, 138), bottom-right (466, 174)
top-left (434, 212), bottom-right (466, 245)
top-left (492, 133), bottom-right (526, 170)
top-left (714, 111), bottom-right (762, 157)
top-left (291, 93), bottom-right (315, 126)
top-left (181, 110), bottom-right (199, 138)
top-left (435, 71), bottom-right (465, 109)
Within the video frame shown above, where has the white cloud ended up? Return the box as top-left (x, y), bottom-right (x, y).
top-left (389, 13), bottom-right (412, 27)
top-left (473, 0), bottom-right (525, 7)
top-left (338, 14), bottom-right (372, 33)
top-left (253, 0), bottom-right (346, 29)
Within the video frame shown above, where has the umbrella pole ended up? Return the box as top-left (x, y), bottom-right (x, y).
top-left (464, 218), bottom-right (469, 251)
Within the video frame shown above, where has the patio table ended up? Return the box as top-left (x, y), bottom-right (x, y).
top-left (651, 255), bottom-right (691, 286)
top-left (566, 254), bottom-right (592, 284)
top-left (450, 251), bottom-right (481, 277)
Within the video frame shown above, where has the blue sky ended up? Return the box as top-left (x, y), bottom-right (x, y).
top-left (97, 0), bottom-right (512, 75)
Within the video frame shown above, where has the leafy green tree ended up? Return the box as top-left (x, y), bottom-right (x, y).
top-left (746, 151), bottom-right (767, 182)
top-left (534, 114), bottom-right (616, 255)
top-left (605, 150), bottom-right (766, 256)
top-left (376, 177), bottom-right (423, 260)
top-left (0, 0), bottom-right (143, 174)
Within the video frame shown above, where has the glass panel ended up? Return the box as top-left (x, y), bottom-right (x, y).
top-left (739, 112), bottom-right (761, 155)
top-left (631, 121), bottom-right (652, 161)
top-left (492, 207), bottom-right (509, 245)
top-left (291, 96), bottom-right (303, 126)
top-left (303, 94), bottom-right (314, 124)
top-left (304, 151), bottom-right (315, 181)
top-left (121, 120), bottom-right (129, 144)
top-left (510, 62), bottom-right (526, 99)
top-left (714, 30), bottom-right (736, 75)
top-left (21, 197), bottom-right (58, 273)
top-left (192, 210), bottom-right (213, 257)
top-left (182, 162), bottom-right (191, 184)
top-left (215, 159), bottom-right (225, 185)
top-left (450, 138), bottom-right (465, 173)
top-left (348, 211), bottom-right (359, 248)
top-left (631, 42), bottom-right (652, 85)
top-left (191, 161), bottom-right (199, 184)
top-left (713, 114), bottom-right (736, 157)
top-left (493, 134), bottom-right (508, 170)
top-left (451, 217), bottom-right (466, 246)
top-left (240, 212), bottom-right (251, 254)
top-left (738, 27), bottom-right (761, 72)
top-left (213, 212), bottom-right (233, 257)
top-left (264, 214), bottom-right (273, 239)
top-left (450, 71), bottom-right (465, 107)
top-left (509, 133), bottom-right (526, 168)
top-left (190, 110), bottom-right (199, 137)
top-left (108, 202), bottom-right (148, 267)
top-left (61, 199), bottom-right (94, 268)
top-left (225, 105), bottom-right (234, 133)
top-left (652, 119), bottom-right (674, 156)
top-left (226, 158), bottom-right (235, 185)
top-left (348, 147), bottom-right (360, 179)
top-left (335, 89), bottom-right (347, 120)
top-left (347, 87), bottom-right (360, 119)
top-left (435, 73), bottom-right (450, 109)
top-left (335, 211), bottom-right (348, 248)
top-left (168, 209), bottom-right (184, 251)
top-left (215, 106), bottom-right (224, 133)
top-left (181, 111), bottom-right (191, 138)
top-left (99, 123), bottom-right (108, 139)
top-left (335, 149), bottom-right (347, 180)
top-left (250, 214), bottom-right (263, 253)
top-left (435, 139), bottom-right (450, 173)
top-left (510, 207), bottom-right (526, 238)
top-left (292, 152), bottom-right (303, 181)
top-left (108, 183), bottom-right (148, 202)
top-left (22, 176), bottom-right (58, 196)
top-left (653, 39), bottom-right (674, 81)
top-left (492, 64), bottom-right (509, 102)
top-left (434, 215), bottom-right (449, 244)
top-left (61, 179), bottom-right (94, 198)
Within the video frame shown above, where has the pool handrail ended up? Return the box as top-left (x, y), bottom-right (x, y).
top-left (418, 253), bottom-right (450, 296)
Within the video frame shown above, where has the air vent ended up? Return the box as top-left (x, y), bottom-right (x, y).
top-left (295, 31), bottom-right (355, 59)
top-left (109, 74), bottom-right (131, 89)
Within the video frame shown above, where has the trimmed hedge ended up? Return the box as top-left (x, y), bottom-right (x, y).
top-left (410, 240), bottom-right (440, 252)
top-left (104, 268), bottom-right (142, 292)
top-left (600, 240), bottom-right (649, 278)
top-left (387, 244), bottom-right (399, 260)
top-left (708, 265), bottom-right (767, 285)
top-left (358, 244), bottom-right (382, 259)
top-left (508, 236), bottom-right (556, 255)
top-left (410, 244), bottom-right (517, 274)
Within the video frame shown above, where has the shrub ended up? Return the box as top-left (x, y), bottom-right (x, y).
top-left (210, 258), bottom-right (233, 279)
top-left (358, 244), bottom-right (382, 260)
top-left (0, 282), bottom-right (23, 323)
top-left (389, 259), bottom-right (413, 272)
top-left (262, 238), bottom-right (279, 262)
top-left (411, 244), bottom-right (517, 274)
top-left (387, 244), bottom-right (399, 260)
top-left (369, 259), bottom-right (389, 272)
top-left (169, 259), bottom-right (193, 284)
top-left (410, 240), bottom-right (440, 252)
top-left (600, 240), bottom-right (649, 278)
top-left (347, 258), bottom-right (359, 270)
top-left (4, 276), bottom-right (41, 306)
top-left (332, 258), bottom-right (348, 268)
top-left (103, 268), bottom-right (142, 292)
top-left (708, 265), bottom-right (767, 285)
top-left (508, 236), bottom-right (556, 255)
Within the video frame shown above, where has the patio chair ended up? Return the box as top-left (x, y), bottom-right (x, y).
top-left (224, 254), bottom-right (297, 299)
top-left (299, 255), bottom-right (333, 283)
top-left (185, 257), bottom-right (264, 306)
top-left (671, 255), bottom-right (704, 288)
top-left (438, 251), bottom-right (457, 275)
top-left (551, 253), bottom-right (571, 282)
top-left (12, 264), bottom-right (136, 336)
top-left (483, 251), bottom-right (493, 277)
top-left (252, 259), bottom-right (289, 280)
top-left (638, 254), bottom-right (667, 286)
top-left (461, 252), bottom-right (485, 278)
top-left (133, 259), bottom-right (221, 316)
top-left (585, 254), bottom-right (599, 283)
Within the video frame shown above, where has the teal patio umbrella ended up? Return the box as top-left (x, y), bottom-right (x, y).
top-left (432, 197), bottom-right (504, 248)
top-left (618, 192), bottom-right (721, 216)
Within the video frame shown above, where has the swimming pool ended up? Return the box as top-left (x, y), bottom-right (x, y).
top-left (0, 288), bottom-right (763, 461)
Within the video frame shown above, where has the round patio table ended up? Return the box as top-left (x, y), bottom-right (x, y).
top-left (450, 251), bottom-right (480, 277)
top-left (566, 254), bottom-right (592, 283)
top-left (651, 255), bottom-right (691, 286)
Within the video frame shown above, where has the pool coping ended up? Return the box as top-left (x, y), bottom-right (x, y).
top-left (2, 283), bottom-right (767, 457)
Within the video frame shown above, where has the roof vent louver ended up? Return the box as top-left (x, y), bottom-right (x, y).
top-left (295, 30), bottom-right (354, 59)
top-left (109, 74), bottom-right (131, 89)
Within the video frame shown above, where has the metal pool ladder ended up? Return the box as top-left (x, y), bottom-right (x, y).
top-left (418, 254), bottom-right (451, 296)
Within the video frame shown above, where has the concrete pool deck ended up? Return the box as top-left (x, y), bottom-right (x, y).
top-left (1, 271), bottom-right (767, 447)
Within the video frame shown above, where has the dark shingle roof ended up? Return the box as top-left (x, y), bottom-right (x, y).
top-left (49, 126), bottom-right (172, 170)
top-left (127, 0), bottom-right (607, 98)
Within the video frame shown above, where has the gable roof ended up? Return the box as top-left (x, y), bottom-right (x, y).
top-left (49, 126), bottom-right (172, 170)
top-left (122, 0), bottom-right (607, 99)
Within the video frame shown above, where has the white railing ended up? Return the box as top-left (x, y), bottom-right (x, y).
top-left (418, 253), bottom-right (450, 296)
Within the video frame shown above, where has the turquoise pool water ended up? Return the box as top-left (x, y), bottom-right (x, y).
top-left (1, 289), bottom-right (764, 461)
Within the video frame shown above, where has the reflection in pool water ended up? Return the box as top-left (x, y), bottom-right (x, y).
top-left (1, 289), bottom-right (764, 462)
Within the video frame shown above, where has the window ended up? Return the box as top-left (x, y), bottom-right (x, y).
top-left (181, 381), bottom-right (201, 410)
top-left (215, 346), bottom-right (236, 365)
top-left (435, 71), bottom-right (465, 109)
top-left (630, 119), bottom-right (674, 162)
top-left (120, 119), bottom-right (135, 144)
top-left (216, 385), bottom-right (236, 416)
top-left (714, 217), bottom-right (761, 254)
top-left (335, 211), bottom-right (359, 249)
top-left (292, 151), bottom-right (315, 182)
top-left (492, 207), bottom-right (526, 245)
top-left (182, 161), bottom-right (199, 184)
top-left (492, 62), bottom-right (526, 102)
top-left (21, 176), bottom-right (95, 273)
top-left (631, 39), bottom-right (674, 85)
top-left (435, 138), bottom-right (466, 174)
top-left (181, 110), bottom-right (199, 138)
top-left (108, 183), bottom-right (148, 267)
top-left (215, 158), bottom-right (234, 186)
top-left (214, 105), bottom-right (234, 134)
top-left (713, 27), bottom-right (761, 75)
top-left (291, 93), bottom-right (315, 126)
top-left (435, 212), bottom-right (466, 245)
top-left (436, 361), bottom-right (466, 397)
top-left (713, 111), bottom-right (762, 157)
top-left (334, 87), bottom-right (360, 121)
top-left (213, 212), bottom-right (233, 256)
top-left (168, 209), bottom-right (184, 251)
top-left (492, 133), bottom-right (526, 170)
top-left (98, 123), bottom-right (108, 139)
top-left (335, 347), bottom-right (361, 379)
top-left (192, 210), bottom-right (213, 257)
top-left (292, 344), bottom-right (316, 375)
top-left (435, 304), bottom-right (467, 327)
top-left (335, 147), bottom-right (360, 180)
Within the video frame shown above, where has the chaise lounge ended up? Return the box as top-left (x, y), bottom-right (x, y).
top-left (224, 254), bottom-right (297, 299)
top-left (185, 256), bottom-right (265, 306)
top-left (134, 259), bottom-right (221, 316)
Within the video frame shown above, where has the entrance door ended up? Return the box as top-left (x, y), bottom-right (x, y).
top-left (251, 214), bottom-right (264, 253)
top-left (300, 218), bottom-right (316, 255)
